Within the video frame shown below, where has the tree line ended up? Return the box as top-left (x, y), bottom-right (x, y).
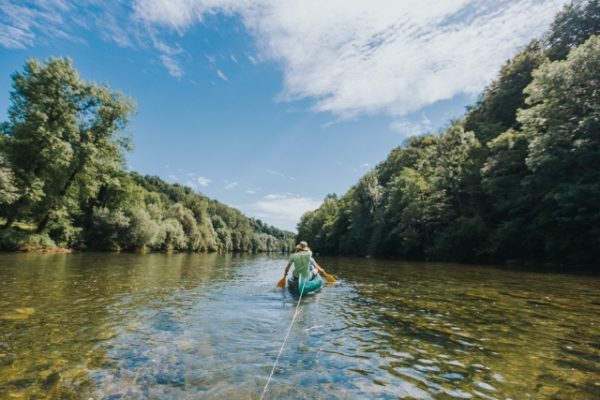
top-left (297, 0), bottom-right (600, 266)
top-left (0, 59), bottom-right (294, 252)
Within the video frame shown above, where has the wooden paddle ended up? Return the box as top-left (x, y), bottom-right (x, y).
top-left (277, 276), bottom-right (286, 288)
top-left (320, 269), bottom-right (336, 283)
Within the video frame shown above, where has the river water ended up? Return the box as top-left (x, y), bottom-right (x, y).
top-left (0, 253), bottom-right (598, 399)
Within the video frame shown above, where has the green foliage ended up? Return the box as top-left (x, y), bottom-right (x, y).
top-left (88, 207), bottom-right (130, 251)
top-left (0, 155), bottom-right (19, 205)
top-left (518, 35), bottom-right (600, 263)
top-left (0, 228), bottom-right (28, 250)
top-left (546, 0), bottom-right (600, 60)
top-left (297, 5), bottom-right (600, 267)
top-left (464, 42), bottom-right (545, 144)
top-left (157, 218), bottom-right (188, 252)
top-left (123, 209), bottom-right (160, 251)
top-left (0, 58), bottom-right (293, 254)
top-left (0, 228), bottom-right (56, 251)
top-left (0, 57), bottom-right (135, 232)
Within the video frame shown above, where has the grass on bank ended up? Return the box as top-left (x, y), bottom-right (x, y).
top-left (0, 219), bottom-right (60, 252)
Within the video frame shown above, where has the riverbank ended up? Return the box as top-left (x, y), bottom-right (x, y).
top-left (1, 225), bottom-right (593, 270)
top-left (0, 227), bottom-right (66, 252)
top-left (0, 227), bottom-right (287, 255)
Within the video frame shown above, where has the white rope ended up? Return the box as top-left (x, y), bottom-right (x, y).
top-left (260, 276), bottom-right (308, 400)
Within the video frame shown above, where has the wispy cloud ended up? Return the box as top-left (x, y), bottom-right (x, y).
top-left (0, 0), bottom-right (136, 49)
top-left (197, 176), bottom-right (211, 187)
top-left (205, 54), bottom-right (216, 64)
top-left (153, 40), bottom-right (186, 77)
top-left (2, 1), bottom-right (569, 120)
top-left (249, 194), bottom-right (321, 231)
top-left (267, 169), bottom-right (295, 180)
top-left (0, 0), bottom-right (71, 48)
top-left (247, 54), bottom-right (258, 65)
top-left (224, 181), bottom-right (238, 190)
top-left (160, 54), bottom-right (184, 78)
top-left (390, 112), bottom-right (433, 137)
top-left (216, 69), bottom-right (228, 81)
top-left (132, 0), bottom-right (568, 118)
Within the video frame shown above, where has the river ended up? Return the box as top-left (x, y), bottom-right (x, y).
top-left (0, 253), bottom-right (598, 399)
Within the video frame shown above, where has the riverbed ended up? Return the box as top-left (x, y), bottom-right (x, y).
top-left (0, 253), bottom-right (598, 399)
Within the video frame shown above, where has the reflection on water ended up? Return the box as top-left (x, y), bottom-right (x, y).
top-left (0, 253), bottom-right (598, 399)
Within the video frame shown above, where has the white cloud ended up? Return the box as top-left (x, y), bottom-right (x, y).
top-left (224, 181), bottom-right (238, 190)
top-left (0, 0), bottom-right (134, 49)
top-left (266, 169), bottom-right (285, 177)
top-left (168, 174), bottom-right (178, 181)
top-left (249, 194), bottom-right (322, 230)
top-left (205, 54), bottom-right (216, 64)
top-left (95, 9), bottom-right (133, 48)
top-left (160, 54), bottom-right (184, 78)
top-left (132, 0), bottom-right (568, 118)
top-left (216, 69), bottom-right (228, 81)
top-left (267, 169), bottom-right (295, 180)
top-left (230, 54), bottom-right (238, 63)
top-left (197, 176), bottom-right (211, 187)
top-left (247, 54), bottom-right (258, 64)
top-left (246, 189), bottom-right (256, 194)
top-left (0, 0), bottom-right (71, 48)
top-left (390, 112), bottom-right (433, 137)
top-left (3, 1), bottom-right (569, 120)
top-left (153, 40), bottom-right (186, 77)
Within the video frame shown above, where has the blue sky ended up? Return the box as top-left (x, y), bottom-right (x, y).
top-left (0, 0), bottom-right (568, 230)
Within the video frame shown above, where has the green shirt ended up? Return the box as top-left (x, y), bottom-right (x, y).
top-left (289, 250), bottom-right (312, 278)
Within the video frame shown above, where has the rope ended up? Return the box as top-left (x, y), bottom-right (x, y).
top-left (259, 276), bottom-right (307, 400)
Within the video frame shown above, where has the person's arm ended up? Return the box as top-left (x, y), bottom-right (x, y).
top-left (311, 258), bottom-right (326, 274)
top-left (283, 261), bottom-right (292, 277)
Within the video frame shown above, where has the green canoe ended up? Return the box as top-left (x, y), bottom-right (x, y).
top-left (287, 274), bottom-right (325, 296)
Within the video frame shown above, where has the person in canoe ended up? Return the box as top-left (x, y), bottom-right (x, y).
top-left (284, 241), bottom-right (326, 283)
top-left (276, 241), bottom-right (335, 292)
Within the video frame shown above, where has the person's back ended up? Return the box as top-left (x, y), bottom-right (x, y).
top-left (289, 250), bottom-right (312, 278)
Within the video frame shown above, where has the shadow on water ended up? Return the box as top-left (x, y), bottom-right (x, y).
top-left (1, 253), bottom-right (599, 399)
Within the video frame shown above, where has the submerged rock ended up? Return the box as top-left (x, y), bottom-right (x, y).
top-left (41, 371), bottom-right (61, 389)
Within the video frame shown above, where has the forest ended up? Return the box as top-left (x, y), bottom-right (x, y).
top-left (0, 59), bottom-right (294, 253)
top-left (297, 0), bottom-right (600, 266)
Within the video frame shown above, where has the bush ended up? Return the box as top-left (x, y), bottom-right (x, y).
top-left (0, 228), bottom-right (28, 250)
top-left (20, 233), bottom-right (56, 251)
top-left (0, 228), bottom-right (56, 251)
top-left (87, 207), bottom-right (130, 250)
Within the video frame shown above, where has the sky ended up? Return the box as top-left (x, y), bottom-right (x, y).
top-left (0, 0), bottom-right (569, 230)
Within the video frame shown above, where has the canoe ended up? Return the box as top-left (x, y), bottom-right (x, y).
top-left (287, 274), bottom-right (325, 296)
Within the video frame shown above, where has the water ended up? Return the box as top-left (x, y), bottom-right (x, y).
top-left (0, 253), bottom-right (598, 399)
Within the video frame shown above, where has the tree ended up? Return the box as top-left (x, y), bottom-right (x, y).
top-left (518, 35), bottom-right (600, 263)
top-left (0, 58), bottom-right (135, 232)
top-left (546, 0), bottom-right (600, 61)
top-left (464, 42), bottom-right (545, 145)
top-left (0, 154), bottom-right (19, 206)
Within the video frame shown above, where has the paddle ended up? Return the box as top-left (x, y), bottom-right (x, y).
top-left (320, 269), bottom-right (336, 283)
top-left (277, 276), bottom-right (286, 288)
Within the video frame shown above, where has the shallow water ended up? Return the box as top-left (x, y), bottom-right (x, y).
top-left (0, 253), bottom-right (598, 399)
